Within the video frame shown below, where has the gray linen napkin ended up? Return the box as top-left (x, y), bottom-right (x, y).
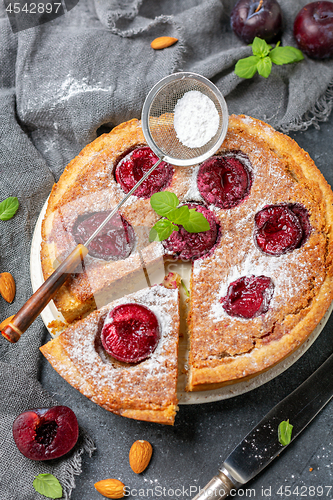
top-left (0, 0), bottom-right (332, 499)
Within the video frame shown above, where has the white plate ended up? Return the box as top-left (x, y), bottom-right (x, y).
top-left (31, 198), bottom-right (332, 405)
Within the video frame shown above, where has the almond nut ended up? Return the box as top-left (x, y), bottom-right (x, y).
top-left (151, 36), bottom-right (178, 50)
top-left (0, 315), bottom-right (15, 331)
top-left (0, 272), bottom-right (16, 303)
top-left (94, 479), bottom-right (125, 499)
top-left (129, 440), bottom-right (153, 474)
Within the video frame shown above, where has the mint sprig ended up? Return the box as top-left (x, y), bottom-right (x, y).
top-left (235, 38), bottom-right (304, 79)
top-left (149, 192), bottom-right (210, 242)
top-left (278, 419), bottom-right (293, 446)
top-left (0, 196), bottom-right (19, 221)
top-left (33, 474), bottom-right (63, 499)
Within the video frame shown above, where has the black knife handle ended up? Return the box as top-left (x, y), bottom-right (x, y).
top-left (192, 468), bottom-right (238, 500)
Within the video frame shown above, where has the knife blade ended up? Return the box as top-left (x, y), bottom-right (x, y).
top-left (192, 351), bottom-right (333, 500)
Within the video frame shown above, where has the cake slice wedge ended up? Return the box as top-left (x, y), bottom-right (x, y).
top-left (40, 283), bottom-right (180, 425)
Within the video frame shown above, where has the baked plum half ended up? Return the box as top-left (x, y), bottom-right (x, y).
top-left (12, 406), bottom-right (79, 461)
top-left (101, 304), bottom-right (160, 363)
top-left (231, 0), bottom-right (283, 44)
top-left (162, 203), bottom-right (220, 260)
top-left (197, 152), bottom-right (252, 209)
top-left (73, 211), bottom-right (135, 260)
top-left (115, 146), bottom-right (174, 198)
top-left (221, 275), bottom-right (274, 319)
top-left (254, 203), bottom-right (311, 256)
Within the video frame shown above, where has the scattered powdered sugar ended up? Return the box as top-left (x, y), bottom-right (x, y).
top-left (209, 245), bottom-right (310, 323)
top-left (173, 91), bottom-right (219, 148)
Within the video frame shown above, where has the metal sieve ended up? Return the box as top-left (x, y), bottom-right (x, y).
top-left (141, 71), bottom-right (229, 166)
top-left (84, 71), bottom-right (229, 247)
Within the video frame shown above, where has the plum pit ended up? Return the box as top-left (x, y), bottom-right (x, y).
top-left (35, 420), bottom-right (58, 447)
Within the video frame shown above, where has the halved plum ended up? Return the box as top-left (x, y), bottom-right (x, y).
top-left (115, 146), bottom-right (174, 198)
top-left (12, 406), bottom-right (79, 461)
top-left (101, 303), bottom-right (160, 363)
top-left (197, 152), bottom-right (252, 209)
top-left (221, 275), bottom-right (274, 319)
top-left (73, 211), bottom-right (135, 260)
top-left (254, 204), bottom-right (310, 256)
top-left (162, 203), bottom-right (220, 260)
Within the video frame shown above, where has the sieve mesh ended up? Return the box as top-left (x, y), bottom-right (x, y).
top-left (142, 72), bottom-right (228, 167)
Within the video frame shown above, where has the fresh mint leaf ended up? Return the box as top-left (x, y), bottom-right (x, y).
top-left (287, 46), bottom-right (304, 62)
top-left (33, 474), bottom-right (62, 499)
top-left (252, 37), bottom-right (271, 57)
top-left (149, 219), bottom-right (178, 242)
top-left (234, 55), bottom-right (260, 79)
top-left (269, 45), bottom-right (304, 65)
top-left (278, 420), bottom-right (293, 446)
top-left (167, 205), bottom-right (190, 225)
top-left (0, 196), bottom-right (19, 221)
top-left (181, 279), bottom-right (190, 297)
top-left (182, 209), bottom-right (210, 233)
top-left (150, 191), bottom-right (179, 217)
top-left (149, 227), bottom-right (159, 242)
top-left (257, 56), bottom-right (272, 78)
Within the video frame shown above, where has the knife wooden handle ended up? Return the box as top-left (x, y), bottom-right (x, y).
top-left (1, 244), bottom-right (88, 343)
top-left (191, 470), bottom-right (237, 500)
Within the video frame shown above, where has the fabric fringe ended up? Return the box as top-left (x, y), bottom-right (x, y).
top-left (61, 433), bottom-right (96, 500)
top-left (279, 80), bottom-right (333, 133)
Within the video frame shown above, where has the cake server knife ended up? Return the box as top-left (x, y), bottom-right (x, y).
top-left (192, 350), bottom-right (333, 500)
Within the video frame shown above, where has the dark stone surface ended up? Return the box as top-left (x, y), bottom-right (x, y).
top-left (40, 111), bottom-right (333, 500)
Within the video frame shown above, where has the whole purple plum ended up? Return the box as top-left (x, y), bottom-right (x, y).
top-left (230, 0), bottom-right (283, 44)
top-left (294, 2), bottom-right (333, 59)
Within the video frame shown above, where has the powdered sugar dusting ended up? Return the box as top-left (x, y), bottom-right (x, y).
top-left (183, 165), bottom-right (203, 202)
top-left (209, 243), bottom-right (310, 323)
top-left (174, 91), bottom-right (219, 148)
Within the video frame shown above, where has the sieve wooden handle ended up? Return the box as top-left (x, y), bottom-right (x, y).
top-left (1, 244), bottom-right (88, 343)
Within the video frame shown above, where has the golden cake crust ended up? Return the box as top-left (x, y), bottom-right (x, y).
top-left (40, 285), bottom-right (180, 425)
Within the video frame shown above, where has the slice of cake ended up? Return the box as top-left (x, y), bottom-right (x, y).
top-left (40, 283), bottom-right (180, 425)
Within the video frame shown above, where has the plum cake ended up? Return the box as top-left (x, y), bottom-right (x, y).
top-left (40, 114), bottom-right (333, 409)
